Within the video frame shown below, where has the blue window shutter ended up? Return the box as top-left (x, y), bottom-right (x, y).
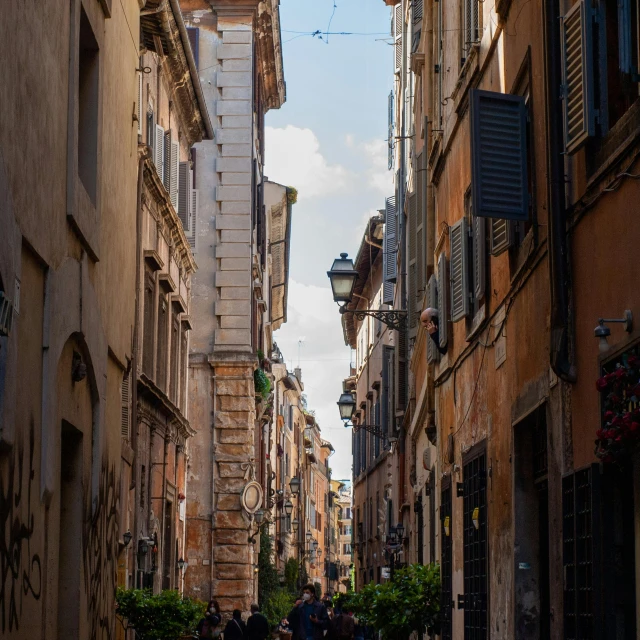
top-left (490, 218), bottom-right (513, 255)
top-left (561, 0), bottom-right (595, 153)
top-left (473, 215), bottom-right (485, 301)
top-left (470, 89), bottom-right (528, 220)
top-left (437, 253), bottom-right (448, 350)
top-left (618, 0), bottom-right (634, 74)
top-left (187, 27), bottom-right (200, 70)
top-left (450, 218), bottom-right (469, 322)
top-left (383, 195), bottom-right (398, 285)
top-left (388, 90), bottom-right (395, 170)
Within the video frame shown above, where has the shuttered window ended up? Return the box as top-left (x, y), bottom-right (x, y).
top-left (170, 307), bottom-right (181, 405)
top-left (137, 71), bottom-right (143, 135)
top-left (147, 109), bottom-right (154, 150)
top-left (177, 162), bottom-right (192, 231)
top-left (408, 191), bottom-right (418, 330)
top-left (416, 151), bottom-right (427, 303)
top-left (394, 3), bottom-right (403, 74)
top-left (170, 141), bottom-right (179, 209)
top-left (450, 218), bottom-right (469, 322)
top-left (426, 274), bottom-right (439, 364)
top-left (413, 0), bottom-right (424, 24)
top-left (383, 195), bottom-right (398, 288)
top-left (437, 253), bottom-right (449, 350)
top-left (186, 26), bottom-right (199, 70)
top-left (462, 0), bottom-right (480, 61)
top-left (473, 215), bottom-right (485, 301)
top-left (561, 0), bottom-right (595, 154)
top-left (155, 124), bottom-right (165, 180)
top-left (163, 132), bottom-right (171, 191)
top-left (388, 90), bottom-right (395, 171)
top-left (142, 269), bottom-right (155, 377)
top-left (490, 219), bottom-right (512, 255)
top-left (470, 89), bottom-right (528, 221)
top-left (189, 189), bottom-right (199, 255)
top-left (121, 370), bottom-right (130, 439)
top-left (157, 291), bottom-right (169, 392)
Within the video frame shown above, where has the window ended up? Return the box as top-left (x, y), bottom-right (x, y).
top-left (381, 346), bottom-right (394, 437)
top-left (156, 289), bottom-right (169, 392)
top-left (121, 371), bottom-right (130, 439)
top-left (561, 0), bottom-right (640, 153)
top-left (170, 304), bottom-right (180, 405)
top-left (393, 3), bottom-right (403, 75)
top-left (383, 195), bottom-right (397, 299)
top-left (374, 399), bottom-right (381, 458)
top-left (436, 0), bottom-right (444, 129)
top-left (345, 507), bottom-right (352, 520)
top-left (463, 449), bottom-right (488, 638)
top-left (462, 0), bottom-right (481, 64)
top-left (78, 8), bottom-right (100, 204)
top-left (142, 268), bottom-right (155, 377)
top-left (343, 543), bottom-right (352, 555)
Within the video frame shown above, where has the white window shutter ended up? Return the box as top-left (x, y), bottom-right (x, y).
top-left (121, 371), bottom-right (130, 439)
top-left (473, 215), bottom-right (485, 301)
top-left (437, 253), bottom-right (448, 350)
top-left (450, 218), bottom-right (469, 322)
top-left (170, 141), bottom-right (179, 209)
top-left (163, 132), bottom-right (172, 191)
top-left (394, 3), bottom-right (403, 74)
top-left (155, 125), bottom-right (165, 180)
top-left (417, 151), bottom-right (427, 298)
top-left (408, 192), bottom-right (417, 329)
top-left (189, 189), bottom-right (199, 255)
top-left (561, 0), bottom-right (595, 154)
top-left (383, 195), bottom-right (398, 285)
top-left (490, 219), bottom-right (513, 255)
top-left (137, 73), bottom-right (143, 135)
top-left (177, 161), bottom-right (192, 230)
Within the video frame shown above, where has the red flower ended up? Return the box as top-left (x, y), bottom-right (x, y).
top-left (607, 429), bottom-right (618, 439)
top-left (596, 377), bottom-right (609, 391)
top-left (596, 429), bottom-right (605, 439)
top-left (631, 422), bottom-right (640, 432)
top-left (611, 394), bottom-right (621, 404)
top-left (615, 368), bottom-right (627, 380)
top-left (628, 355), bottom-right (638, 366)
top-left (604, 410), bottom-right (614, 422)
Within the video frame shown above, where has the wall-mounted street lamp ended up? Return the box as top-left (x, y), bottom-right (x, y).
top-left (292, 518), bottom-right (300, 533)
top-left (177, 557), bottom-right (188, 572)
top-left (327, 253), bottom-right (407, 332)
top-left (284, 500), bottom-right (294, 516)
top-left (122, 530), bottom-right (133, 548)
top-left (337, 387), bottom-right (390, 441)
top-left (289, 476), bottom-right (301, 495)
top-left (594, 310), bottom-right (633, 353)
top-left (312, 539), bottom-right (319, 552)
top-left (306, 531), bottom-right (313, 542)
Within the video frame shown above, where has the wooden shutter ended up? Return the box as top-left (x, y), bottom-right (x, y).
top-left (137, 72), bottom-right (143, 135)
top-left (381, 346), bottom-right (393, 437)
top-left (450, 218), bottom-right (469, 322)
top-left (561, 0), bottom-right (595, 154)
top-left (470, 89), bottom-right (528, 221)
top-left (437, 253), bottom-right (449, 350)
top-left (121, 370), bottom-right (130, 439)
top-left (618, 0), bottom-right (635, 74)
top-left (170, 141), bottom-right (179, 209)
top-left (177, 161), bottom-right (191, 230)
top-left (394, 3), bottom-right (403, 74)
top-left (189, 189), bottom-right (199, 255)
top-left (383, 195), bottom-right (398, 285)
top-left (408, 192), bottom-right (418, 329)
top-left (473, 215), bottom-right (485, 301)
top-left (413, 0), bottom-right (424, 23)
top-left (163, 132), bottom-right (172, 191)
top-left (415, 152), bottom-right (427, 306)
top-left (187, 26), bottom-right (199, 70)
top-left (147, 109), bottom-right (155, 149)
top-left (155, 125), bottom-right (165, 179)
top-left (426, 275), bottom-right (438, 364)
top-left (490, 219), bottom-right (513, 255)
top-left (388, 90), bottom-right (395, 171)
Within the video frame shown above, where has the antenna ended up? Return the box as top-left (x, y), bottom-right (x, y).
top-left (297, 336), bottom-right (306, 367)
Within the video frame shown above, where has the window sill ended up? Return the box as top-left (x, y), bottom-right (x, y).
top-left (452, 45), bottom-right (480, 114)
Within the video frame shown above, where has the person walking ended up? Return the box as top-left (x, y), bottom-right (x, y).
top-left (327, 606), bottom-right (354, 640)
top-left (285, 584), bottom-right (328, 640)
top-left (247, 603), bottom-right (270, 640)
top-left (224, 609), bottom-right (247, 640)
top-left (283, 598), bottom-right (303, 640)
top-left (197, 600), bottom-right (223, 639)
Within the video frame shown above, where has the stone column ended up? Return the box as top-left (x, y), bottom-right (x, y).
top-left (211, 355), bottom-right (257, 612)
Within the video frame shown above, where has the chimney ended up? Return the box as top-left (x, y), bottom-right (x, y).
top-left (294, 367), bottom-right (302, 383)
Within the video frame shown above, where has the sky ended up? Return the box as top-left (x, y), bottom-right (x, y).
top-left (264, 1), bottom-right (393, 478)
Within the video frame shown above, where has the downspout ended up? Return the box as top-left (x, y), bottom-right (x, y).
top-left (132, 144), bottom-right (149, 584)
top-left (544, 0), bottom-right (576, 383)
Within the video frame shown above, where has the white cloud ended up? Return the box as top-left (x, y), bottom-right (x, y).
top-left (361, 138), bottom-right (393, 196)
top-left (265, 126), bottom-right (348, 200)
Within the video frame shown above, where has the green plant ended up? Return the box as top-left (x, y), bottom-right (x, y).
top-left (284, 557), bottom-right (299, 594)
top-left (254, 368), bottom-right (272, 400)
top-left (286, 186), bottom-right (298, 205)
top-left (313, 581), bottom-right (322, 600)
top-left (263, 589), bottom-right (295, 630)
top-left (258, 529), bottom-right (280, 609)
top-left (257, 349), bottom-right (265, 363)
top-left (115, 588), bottom-right (205, 640)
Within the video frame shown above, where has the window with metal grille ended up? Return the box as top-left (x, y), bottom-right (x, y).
top-left (562, 465), bottom-right (602, 639)
top-left (462, 0), bottom-right (480, 63)
top-left (463, 450), bottom-right (487, 639)
top-left (441, 482), bottom-right (453, 640)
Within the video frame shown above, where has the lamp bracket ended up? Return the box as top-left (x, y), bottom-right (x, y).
top-left (339, 304), bottom-right (408, 332)
top-left (599, 310), bottom-right (633, 333)
top-left (347, 422), bottom-right (388, 440)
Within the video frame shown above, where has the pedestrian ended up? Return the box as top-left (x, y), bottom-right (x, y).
top-left (247, 603), bottom-right (270, 640)
top-left (322, 599), bottom-right (334, 621)
top-left (327, 606), bottom-right (354, 640)
top-left (197, 600), bottom-right (223, 639)
top-left (351, 613), bottom-right (364, 640)
top-left (283, 598), bottom-right (303, 640)
top-left (285, 583), bottom-right (329, 640)
top-left (224, 608), bottom-right (247, 640)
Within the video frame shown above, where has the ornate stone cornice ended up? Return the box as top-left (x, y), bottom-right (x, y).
top-left (142, 156), bottom-right (197, 274)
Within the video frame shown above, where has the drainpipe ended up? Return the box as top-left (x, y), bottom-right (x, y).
top-left (132, 145), bottom-right (150, 585)
top-left (544, 0), bottom-right (576, 383)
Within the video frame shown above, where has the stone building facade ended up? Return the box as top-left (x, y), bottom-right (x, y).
top-left (375, 0), bottom-right (640, 637)
top-left (0, 0), bottom-right (142, 637)
top-left (119, 0), bottom-right (213, 597)
top-left (335, 482), bottom-right (353, 593)
top-left (180, 0), bottom-right (287, 612)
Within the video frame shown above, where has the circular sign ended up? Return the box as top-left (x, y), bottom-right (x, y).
top-left (242, 481), bottom-right (264, 514)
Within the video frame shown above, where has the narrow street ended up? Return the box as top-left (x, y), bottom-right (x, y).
top-left (1, 0), bottom-right (640, 639)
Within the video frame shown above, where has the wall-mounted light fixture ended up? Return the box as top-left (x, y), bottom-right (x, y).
top-left (289, 476), bottom-right (301, 495)
top-left (122, 530), bottom-right (133, 548)
top-left (594, 310), bottom-right (633, 353)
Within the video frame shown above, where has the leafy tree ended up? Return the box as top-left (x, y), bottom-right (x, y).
top-left (258, 529), bottom-right (280, 609)
top-left (284, 557), bottom-right (299, 595)
top-left (115, 588), bottom-right (205, 640)
top-left (313, 581), bottom-right (322, 600)
top-left (263, 589), bottom-right (296, 630)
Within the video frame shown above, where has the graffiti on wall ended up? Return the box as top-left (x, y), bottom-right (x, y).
top-left (83, 462), bottom-right (119, 640)
top-left (0, 421), bottom-right (41, 633)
